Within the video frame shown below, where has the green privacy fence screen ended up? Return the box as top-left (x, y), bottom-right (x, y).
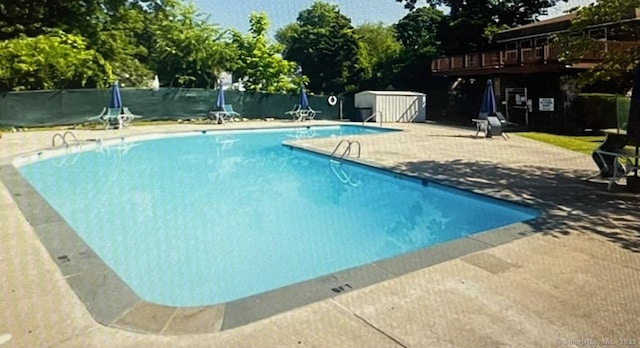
top-left (0, 88), bottom-right (346, 127)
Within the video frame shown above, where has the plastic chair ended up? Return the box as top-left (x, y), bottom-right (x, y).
top-left (90, 108), bottom-right (123, 130)
top-left (221, 104), bottom-right (240, 123)
top-left (285, 104), bottom-right (301, 119)
top-left (473, 112), bottom-right (509, 140)
top-left (296, 107), bottom-right (319, 122)
top-left (591, 133), bottom-right (638, 191)
top-left (122, 107), bottom-right (142, 127)
top-left (88, 108), bottom-right (107, 124)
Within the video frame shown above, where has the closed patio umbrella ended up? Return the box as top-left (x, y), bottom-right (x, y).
top-left (478, 79), bottom-right (505, 138)
top-left (479, 79), bottom-right (497, 116)
top-left (109, 81), bottom-right (123, 111)
top-left (299, 85), bottom-right (309, 109)
top-left (216, 82), bottom-right (225, 109)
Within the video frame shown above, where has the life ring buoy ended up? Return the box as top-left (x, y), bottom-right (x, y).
top-left (327, 95), bottom-right (337, 106)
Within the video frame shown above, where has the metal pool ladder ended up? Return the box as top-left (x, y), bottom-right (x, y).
top-left (330, 139), bottom-right (361, 162)
top-left (330, 139), bottom-right (361, 186)
top-left (52, 131), bottom-right (80, 148)
top-left (51, 131), bottom-right (82, 167)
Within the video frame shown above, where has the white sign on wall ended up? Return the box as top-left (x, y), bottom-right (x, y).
top-left (539, 98), bottom-right (554, 111)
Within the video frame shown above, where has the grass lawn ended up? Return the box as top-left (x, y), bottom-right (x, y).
top-left (518, 132), bottom-right (605, 155)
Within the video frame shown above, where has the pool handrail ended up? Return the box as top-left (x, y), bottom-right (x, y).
top-left (330, 139), bottom-right (361, 162)
top-left (52, 131), bottom-right (80, 148)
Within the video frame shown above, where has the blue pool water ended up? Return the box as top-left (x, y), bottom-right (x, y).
top-left (18, 125), bottom-right (537, 306)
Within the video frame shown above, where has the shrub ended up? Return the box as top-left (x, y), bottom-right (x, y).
top-left (569, 93), bottom-right (629, 132)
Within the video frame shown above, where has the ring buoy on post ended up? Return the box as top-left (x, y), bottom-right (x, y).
top-left (327, 95), bottom-right (337, 106)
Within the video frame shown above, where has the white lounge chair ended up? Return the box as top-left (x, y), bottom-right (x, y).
top-left (122, 107), bottom-right (142, 127)
top-left (87, 107), bottom-right (109, 129)
top-left (90, 108), bottom-right (123, 130)
top-left (285, 104), bottom-right (301, 120)
top-left (296, 107), bottom-right (320, 122)
top-left (88, 107), bottom-right (107, 123)
top-left (221, 104), bottom-right (239, 123)
top-left (88, 107), bottom-right (140, 130)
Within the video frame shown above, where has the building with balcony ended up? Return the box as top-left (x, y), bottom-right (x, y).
top-left (431, 9), bottom-right (640, 131)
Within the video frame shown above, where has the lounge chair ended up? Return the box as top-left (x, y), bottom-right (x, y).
top-left (591, 133), bottom-right (638, 191)
top-left (205, 106), bottom-right (222, 123)
top-left (296, 107), bottom-right (319, 122)
top-left (88, 108), bottom-right (123, 130)
top-left (221, 104), bottom-right (240, 123)
top-left (122, 107), bottom-right (142, 127)
top-left (88, 107), bottom-right (107, 124)
top-left (106, 108), bottom-right (126, 129)
top-left (473, 112), bottom-right (510, 140)
top-left (305, 107), bottom-right (319, 121)
top-left (285, 104), bottom-right (301, 119)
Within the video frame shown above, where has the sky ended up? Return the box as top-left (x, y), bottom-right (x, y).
top-left (191, 0), bottom-right (597, 36)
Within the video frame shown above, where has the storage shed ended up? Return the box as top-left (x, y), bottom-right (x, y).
top-left (354, 91), bottom-right (426, 123)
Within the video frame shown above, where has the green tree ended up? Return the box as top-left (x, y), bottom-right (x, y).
top-left (396, 0), bottom-right (421, 9)
top-left (394, 0), bottom-right (558, 54)
top-left (0, 0), bottom-right (241, 90)
top-left (0, 0), bottom-right (179, 87)
top-left (394, 7), bottom-right (443, 57)
top-left (92, 6), bottom-right (152, 87)
top-left (148, 2), bottom-right (236, 88)
top-left (0, 0), bottom-right (106, 40)
top-left (386, 7), bottom-right (444, 91)
top-left (0, 31), bottom-right (112, 91)
top-left (355, 23), bottom-right (402, 67)
top-left (231, 12), bottom-right (302, 93)
top-left (354, 23), bottom-right (403, 89)
top-left (558, 0), bottom-right (640, 92)
top-left (277, 1), bottom-right (370, 94)
top-left (0, 0), bottom-right (178, 40)
top-left (274, 23), bottom-right (300, 50)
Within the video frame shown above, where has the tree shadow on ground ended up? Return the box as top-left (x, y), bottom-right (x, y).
top-left (386, 159), bottom-right (640, 253)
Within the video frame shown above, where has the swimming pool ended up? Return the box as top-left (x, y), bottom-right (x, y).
top-left (11, 124), bottom-right (538, 331)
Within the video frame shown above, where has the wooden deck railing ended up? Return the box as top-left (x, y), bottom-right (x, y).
top-left (431, 40), bottom-right (640, 72)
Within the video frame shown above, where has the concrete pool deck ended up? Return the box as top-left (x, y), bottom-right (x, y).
top-left (1, 121), bottom-right (639, 347)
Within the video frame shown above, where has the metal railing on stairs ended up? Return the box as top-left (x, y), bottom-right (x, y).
top-left (362, 111), bottom-right (383, 127)
top-left (51, 131), bottom-right (80, 148)
top-left (50, 131), bottom-right (82, 167)
top-left (330, 139), bottom-right (361, 163)
top-left (329, 139), bottom-right (362, 186)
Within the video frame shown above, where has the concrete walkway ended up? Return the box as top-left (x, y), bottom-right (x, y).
top-left (1, 121), bottom-right (639, 347)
